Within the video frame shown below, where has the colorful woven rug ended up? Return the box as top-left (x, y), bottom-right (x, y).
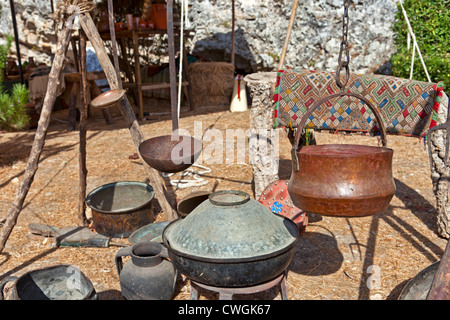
top-left (273, 69), bottom-right (444, 137)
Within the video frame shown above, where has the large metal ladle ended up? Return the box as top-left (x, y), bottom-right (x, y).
top-left (91, 0), bottom-right (202, 175)
top-left (137, 0), bottom-right (202, 174)
top-left (90, 89), bottom-right (202, 174)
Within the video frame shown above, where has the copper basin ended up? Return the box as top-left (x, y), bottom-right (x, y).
top-left (287, 92), bottom-right (395, 217)
top-left (288, 144), bottom-right (395, 217)
top-left (139, 135), bottom-right (202, 173)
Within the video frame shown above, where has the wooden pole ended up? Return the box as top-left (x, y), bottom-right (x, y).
top-left (106, 0), bottom-right (122, 88)
top-left (167, 0), bottom-right (179, 133)
top-left (132, 30), bottom-right (144, 120)
top-left (0, 24), bottom-right (72, 253)
top-left (67, 80), bottom-right (79, 131)
top-left (9, 0), bottom-right (24, 84)
top-left (231, 0), bottom-right (235, 67)
top-left (277, 0), bottom-right (300, 70)
top-left (78, 13), bottom-right (178, 221)
top-left (79, 15), bottom-right (120, 89)
top-left (78, 30), bottom-right (89, 226)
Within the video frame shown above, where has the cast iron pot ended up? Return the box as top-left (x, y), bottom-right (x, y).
top-left (162, 190), bottom-right (299, 287)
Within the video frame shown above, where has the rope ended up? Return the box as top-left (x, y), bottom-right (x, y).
top-left (162, 164), bottom-right (211, 189)
top-left (397, 0), bottom-right (431, 82)
top-left (53, 0), bottom-right (96, 22)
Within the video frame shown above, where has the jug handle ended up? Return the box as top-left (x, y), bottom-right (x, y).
top-left (115, 245), bottom-right (133, 276)
top-left (0, 276), bottom-right (18, 300)
top-left (291, 92), bottom-right (388, 172)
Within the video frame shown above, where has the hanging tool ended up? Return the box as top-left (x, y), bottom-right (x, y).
top-left (28, 224), bottom-right (129, 248)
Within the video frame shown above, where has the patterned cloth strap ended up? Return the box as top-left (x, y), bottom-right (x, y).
top-left (273, 69), bottom-right (444, 138)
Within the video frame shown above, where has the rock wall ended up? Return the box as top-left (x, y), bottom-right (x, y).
top-left (0, 0), bottom-right (56, 65)
top-left (0, 0), bottom-right (398, 73)
top-left (187, 0), bottom-right (398, 74)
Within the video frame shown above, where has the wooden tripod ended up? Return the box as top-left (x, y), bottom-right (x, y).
top-left (0, 8), bottom-right (178, 253)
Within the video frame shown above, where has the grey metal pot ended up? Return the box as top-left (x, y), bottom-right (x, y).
top-left (398, 261), bottom-right (440, 300)
top-left (162, 190), bottom-right (299, 287)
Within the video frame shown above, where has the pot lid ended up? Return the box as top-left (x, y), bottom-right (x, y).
top-left (163, 190), bottom-right (298, 259)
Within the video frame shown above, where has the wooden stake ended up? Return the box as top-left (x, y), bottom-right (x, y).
top-left (231, 0), bottom-right (235, 67)
top-left (132, 30), bottom-right (144, 120)
top-left (106, 0), bottom-right (122, 88)
top-left (78, 12), bottom-right (178, 221)
top-left (277, 0), bottom-right (299, 70)
top-left (78, 30), bottom-right (89, 226)
top-left (67, 80), bottom-right (79, 131)
top-left (0, 24), bottom-right (72, 253)
top-left (167, 0), bottom-right (179, 133)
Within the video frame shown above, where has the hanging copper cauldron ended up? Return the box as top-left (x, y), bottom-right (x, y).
top-left (288, 92), bottom-right (396, 217)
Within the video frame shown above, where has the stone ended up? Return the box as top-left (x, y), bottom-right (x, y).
top-left (26, 33), bottom-right (38, 46)
top-left (0, 0), bottom-right (398, 74)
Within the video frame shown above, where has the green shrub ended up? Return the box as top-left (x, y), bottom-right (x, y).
top-left (0, 83), bottom-right (30, 131)
top-left (0, 35), bottom-right (30, 131)
top-left (391, 0), bottom-right (450, 88)
top-left (0, 35), bottom-right (13, 79)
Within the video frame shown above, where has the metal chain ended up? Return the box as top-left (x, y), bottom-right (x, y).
top-left (336, 0), bottom-right (351, 90)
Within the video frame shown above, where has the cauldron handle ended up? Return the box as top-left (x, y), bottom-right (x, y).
top-left (291, 92), bottom-right (388, 172)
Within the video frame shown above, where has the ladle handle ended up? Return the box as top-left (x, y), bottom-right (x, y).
top-left (292, 92), bottom-right (388, 172)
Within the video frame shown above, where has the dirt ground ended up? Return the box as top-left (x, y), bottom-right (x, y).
top-left (0, 98), bottom-right (447, 300)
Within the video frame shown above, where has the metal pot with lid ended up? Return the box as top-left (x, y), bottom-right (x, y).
top-left (162, 190), bottom-right (299, 287)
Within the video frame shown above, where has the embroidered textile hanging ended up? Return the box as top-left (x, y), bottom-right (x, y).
top-left (273, 69), bottom-right (444, 138)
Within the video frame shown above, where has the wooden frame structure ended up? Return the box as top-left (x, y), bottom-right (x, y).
top-left (0, 0), bottom-right (180, 253)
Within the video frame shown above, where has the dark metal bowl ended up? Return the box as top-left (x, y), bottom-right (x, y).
top-left (138, 135), bottom-right (202, 173)
top-left (177, 191), bottom-right (211, 217)
top-left (128, 221), bottom-right (170, 244)
top-left (398, 261), bottom-right (440, 300)
top-left (0, 265), bottom-right (97, 300)
top-left (162, 218), bottom-right (298, 287)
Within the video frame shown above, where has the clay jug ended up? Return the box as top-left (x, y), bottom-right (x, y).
top-left (115, 241), bottom-right (177, 300)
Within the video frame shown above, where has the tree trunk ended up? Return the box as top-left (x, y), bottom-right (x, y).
top-left (244, 72), bottom-right (280, 199)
